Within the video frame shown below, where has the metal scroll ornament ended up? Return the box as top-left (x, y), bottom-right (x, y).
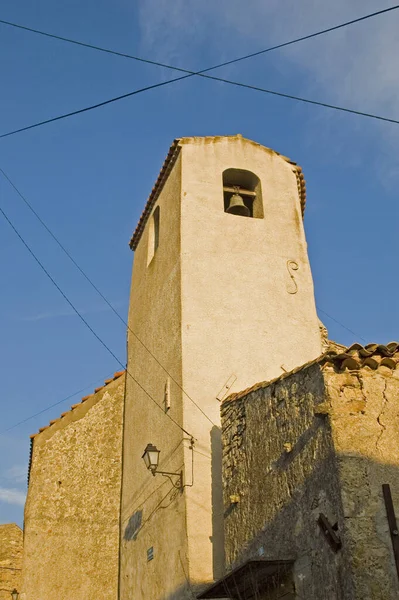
top-left (286, 260), bottom-right (299, 294)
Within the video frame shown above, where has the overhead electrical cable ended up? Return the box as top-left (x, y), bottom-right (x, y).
top-left (317, 307), bottom-right (366, 343)
top-left (0, 203), bottom-right (193, 438)
top-left (0, 373), bottom-right (114, 434)
top-left (0, 8), bottom-right (374, 438)
top-left (0, 77), bottom-right (192, 139)
top-left (1, 167), bottom-right (366, 427)
top-left (0, 168), bottom-right (367, 435)
top-left (1, 5), bottom-right (399, 139)
top-left (0, 169), bottom-right (367, 436)
top-left (1, 5), bottom-right (398, 76)
top-left (0, 167), bottom-right (217, 428)
top-left (0, 5), bottom-right (376, 428)
top-left (2, 69), bottom-right (399, 141)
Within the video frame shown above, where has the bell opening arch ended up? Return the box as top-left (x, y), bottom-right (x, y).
top-left (222, 168), bottom-right (264, 219)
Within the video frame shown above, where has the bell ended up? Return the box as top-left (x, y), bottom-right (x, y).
top-left (226, 193), bottom-right (250, 217)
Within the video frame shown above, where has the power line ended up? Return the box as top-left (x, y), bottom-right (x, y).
top-left (0, 373), bottom-right (114, 435)
top-left (0, 167), bottom-right (367, 437)
top-left (133, 483), bottom-right (177, 538)
top-left (122, 438), bottom-right (185, 518)
top-left (317, 306), bottom-right (366, 343)
top-left (0, 76), bottom-right (192, 139)
top-left (193, 448), bottom-right (212, 461)
top-left (187, 73), bottom-right (399, 125)
top-left (1, 5), bottom-right (398, 77)
top-left (1, 6), bottom-right (399, 139)
top-left (0, 167), bottom-right (217, 428)
top-left (0, 182), bottom-right (367, 436)
top-left (1, 3), bottom-right (375, 432)
top-left (2, 68), bottom-right (399, 142)
top-left (122, 478), bottom-right (168, 526)
top-left (0, 203), bottom-right (192, 438)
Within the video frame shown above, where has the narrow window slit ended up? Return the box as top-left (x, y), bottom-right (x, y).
top-left (147, 205), bottom-right (160, 264)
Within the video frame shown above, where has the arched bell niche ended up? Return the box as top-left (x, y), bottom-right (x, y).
top-left (222, 168), bottom-right (263, 218)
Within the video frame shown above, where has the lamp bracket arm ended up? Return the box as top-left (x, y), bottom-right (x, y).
top-left (158, 471), bottom-right (183, 489)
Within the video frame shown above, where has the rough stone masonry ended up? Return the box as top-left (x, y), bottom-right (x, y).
top-left (21, 372), bottom-right (125, 600)
top-left (0, 524), bottom-right (23, 600)
top-left (221, 343), bottom-right (399, 600)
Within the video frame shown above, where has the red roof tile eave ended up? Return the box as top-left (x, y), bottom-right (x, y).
top-left (128, 136), bottom-right (307, 251)
top-left (29, 370), bottom-right (125, 440)
top-left (129, 139), bottom-right (181, 250)
top-left (223, 342), bottom-right (399, 406)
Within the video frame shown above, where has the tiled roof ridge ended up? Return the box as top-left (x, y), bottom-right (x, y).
top-left (30, 370), bottom-right (125, 439)
top-left (327, 339), bottom-right (347, 352)
top-left (129, 139), bottom-right (181, 250)
top-left (223, 342), bottom-right (399, 406)
top-left (128, 135), bottom-right (306, 250)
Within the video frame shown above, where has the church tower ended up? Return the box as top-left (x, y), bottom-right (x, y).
top-left (119, 135), bottom-right (323, 599)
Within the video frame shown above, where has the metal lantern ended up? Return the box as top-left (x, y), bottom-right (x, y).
top-left (142, 443), bottom-right (160, 475)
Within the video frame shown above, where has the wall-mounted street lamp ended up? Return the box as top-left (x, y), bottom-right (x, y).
top-left (142, 443), bottom-right (183, 489)
top-left (11, 589), bottom-right (19, 600)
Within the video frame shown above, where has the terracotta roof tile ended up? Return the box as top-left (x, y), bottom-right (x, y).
top-left (27, 438), bottom-right (34, 484)
top-left (129, 139), bottom-right (181, 250)
top-left (128, 135), bottom-right (306, 251)
top-left (29, 370), bottom-right (126, 439)
top-left (113, 370), bottom-right (125, 379)
top-left (224, 342), bottom-right (399, 405)
top-left (28, 370), bottom-right (126, 483)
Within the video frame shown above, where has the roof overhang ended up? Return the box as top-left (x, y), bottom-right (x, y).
top-left (197, 559), bottom-right (294, 599)
top-left (129, 135), bottom-right (307, 251)
top-left (129, 139), bottom-right (181, 250)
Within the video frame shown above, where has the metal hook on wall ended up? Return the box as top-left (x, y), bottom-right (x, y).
top-left (286, 260), bottom-right (299, 294)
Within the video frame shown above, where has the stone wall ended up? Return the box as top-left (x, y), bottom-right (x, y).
top-left (221, 357), bottom-right (399, 599)
top-left (324, 365), bottom-right (399, 599)
top-left (21, 372), bottom-right (125, 600)
top-left (0, 524), bottom-right (23, 599)
top-left (222, 364), bottom-right (351, 599)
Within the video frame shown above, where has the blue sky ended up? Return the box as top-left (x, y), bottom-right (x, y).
top-left (0, 0), bottom-right (398, 526)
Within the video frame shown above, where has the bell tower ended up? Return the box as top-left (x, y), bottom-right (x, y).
top-left (119, 135), bottom-right (322, 599)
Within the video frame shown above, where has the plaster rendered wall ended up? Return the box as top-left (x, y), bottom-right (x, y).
top-left (21, 374), bottom-right (125, 600)
top-left (179, 136), bottom-right (322, 588)
top-left (120, 153), bottom-right (189, 600)
top-left (0, 524), bottom-right (23, 600)
top-left (221, 362), bottom-right (399, 600)
top-left (221, 364), bottom-right (351, 599)
top-left (121, 136), bottom-right (322, 599)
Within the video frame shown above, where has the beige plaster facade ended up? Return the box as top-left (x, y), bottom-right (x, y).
top-left (21, 372), bottom-right (125, 600)
top-left (120, 135), bottom-right (323, 598)
top-left (219, 344), bottom-right (399, 599)
top-left (0, 524), bottom-right (23, 600)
